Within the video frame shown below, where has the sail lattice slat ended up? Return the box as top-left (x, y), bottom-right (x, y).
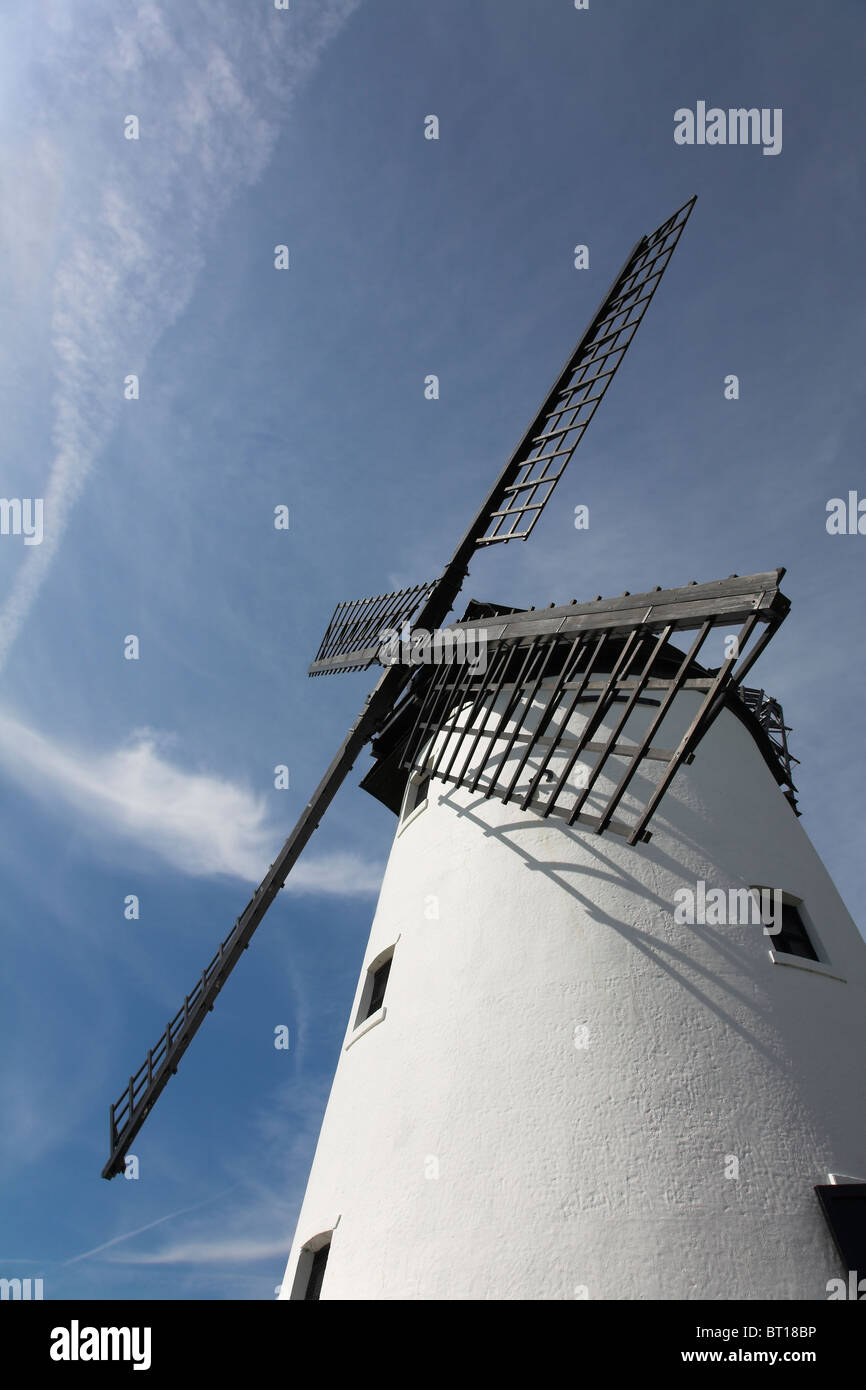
top-left (475, 196), bottom-right (696, 547)
top-left (309, 581), bottom-right (438, 676)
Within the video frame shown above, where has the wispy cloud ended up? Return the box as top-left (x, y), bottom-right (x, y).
top-left (0, 0), bottom-right (361, 671)
top-left (0, 710), bottom-right (382, 894)
top-left (289, 850), bottom-right (384, 898)
top-left (63, 1190), bottom-right (234, 1267)
top-left (109, 1236), bottom-right (293, 1266)
top-left (67, 1081), bottom-right (328, 1287)
top-left (105, 1086), bottom-right (327, 1278)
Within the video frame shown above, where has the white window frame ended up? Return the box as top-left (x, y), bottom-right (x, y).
top-left (288, 1227), bottom-right (334, 1301)
top-left (397, 768), bottom-right (432, 835)
top-left (346, 940), bottom-right (398, 1048)
top-left (751, 887), bottom-right (847, 981)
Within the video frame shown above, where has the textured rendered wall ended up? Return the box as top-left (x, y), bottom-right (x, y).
top-left (280, 686), bottom-right (866, 1300)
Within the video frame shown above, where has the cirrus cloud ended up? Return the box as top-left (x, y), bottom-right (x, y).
top-left (0, 710), bottom-right (382, 894)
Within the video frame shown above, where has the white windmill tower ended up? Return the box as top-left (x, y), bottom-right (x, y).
top-left (102, 197), bottom-right (866, 1302)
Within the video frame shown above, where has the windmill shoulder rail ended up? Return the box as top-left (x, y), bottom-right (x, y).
top-left (371, 569), bottom-right (793, 847)
top-left (445, 570), bottom-right (789, 642)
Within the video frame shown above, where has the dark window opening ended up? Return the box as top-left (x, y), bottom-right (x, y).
top-left (770, 900), bottom-right (819, 961)
top-left (815, 1185), bottom-right (866, 1272)
top-left (366, 957), bottom-right (392, 1018)
top-left (404, 774), bottom-right (430, 819)
top-left (303, 1242), bottom-right (330, 1301)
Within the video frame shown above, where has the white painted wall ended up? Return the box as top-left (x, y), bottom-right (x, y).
top-left (280, 683), bottom-right (866, 1300)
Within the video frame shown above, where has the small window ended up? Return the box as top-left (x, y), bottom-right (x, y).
top-left (815, 1183), bottom-right (866, 1272)
top-left (365, 956), bottom-right (391, 1020)
top-left (353, 948), bottom-right (395, 1029)
top-left (770, 900), bottom-right (819, 961)
top-left (304, 1242), bottom-right (330, 1301)
top-left (288, 1233), bottom-right (332, 1301)
top-left (401, 772), bottom-right (430, 823)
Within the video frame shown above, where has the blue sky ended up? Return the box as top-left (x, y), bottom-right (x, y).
top-left (0, 0), bottom-right (863, 1300)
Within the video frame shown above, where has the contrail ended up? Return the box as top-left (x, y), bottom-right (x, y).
top-left (62, 1188), bottom-right (235, 1266)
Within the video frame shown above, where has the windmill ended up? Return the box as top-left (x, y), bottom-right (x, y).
top-left (102, 196), bottom-right (866, 1301)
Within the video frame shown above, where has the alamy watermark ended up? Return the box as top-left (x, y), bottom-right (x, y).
top-left (1, 1276), bottom-right (44, 1299)
top-left (674, 103), bottom-right (782, 156)
top-left (826, 492), bottom-right (866, 534)
top-left (378, 623), bottom-right (488, 672)
top-left (827, 1271), bottom-right (866, 1300)
top-left (674, 882), bottom-right (782, 933)
top-left (0, 498), bottom-right (43, 544)
top-left (50, 1322), bottom-right (151, 1371)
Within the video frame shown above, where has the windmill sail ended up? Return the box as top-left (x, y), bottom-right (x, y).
top-left (309, 581), bottom-right (439, 676)
top-left (471, 195), bottom-right (696, 547)
top-left (102, 196), bottom-right (699, 1178)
